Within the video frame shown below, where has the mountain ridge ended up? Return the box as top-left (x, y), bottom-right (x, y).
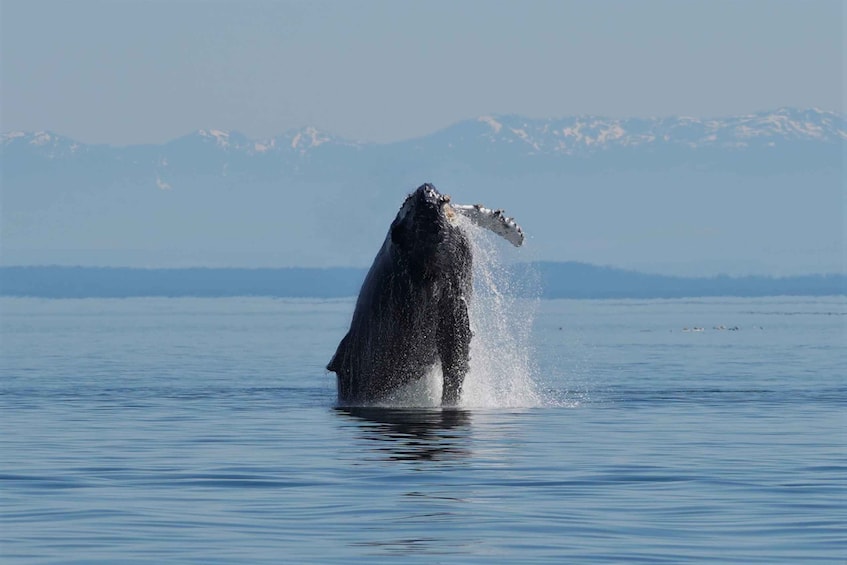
top-left (4, 107), bottom-right (844, 157)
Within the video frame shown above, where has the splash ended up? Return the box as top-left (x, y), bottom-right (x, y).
top-left (457, 216), bottom-right (542, 408)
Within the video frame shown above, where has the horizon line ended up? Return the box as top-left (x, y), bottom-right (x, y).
top-left (1, 263), bottom-right (844, 280)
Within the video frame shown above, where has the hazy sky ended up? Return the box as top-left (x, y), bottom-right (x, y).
top-left (1, 0), bottom-right (844, 145)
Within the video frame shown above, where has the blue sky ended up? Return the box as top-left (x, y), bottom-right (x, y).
top-left (1, 0), bottom-right (843, 145)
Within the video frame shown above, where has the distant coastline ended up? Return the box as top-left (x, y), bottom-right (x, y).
top-left (1, 263), bottom-right (843, 299)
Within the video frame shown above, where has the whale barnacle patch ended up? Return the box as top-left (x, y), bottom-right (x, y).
top-left (445, 203), bottom-right (456, 221)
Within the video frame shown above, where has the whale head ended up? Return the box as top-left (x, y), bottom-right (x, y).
top-left (390, 183), bottom-right (455, 251)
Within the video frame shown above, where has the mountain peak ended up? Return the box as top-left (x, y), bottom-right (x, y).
top-left (3, 130), bottom-right (65, 146)
top-left (196, 128), bottom-right (233, 148)
top-left (2, 130), bottom-right (86, 157)
top-left (287, 126), bottom-right (332, 150)
top-left (477, 115), bottom-right (504, 134)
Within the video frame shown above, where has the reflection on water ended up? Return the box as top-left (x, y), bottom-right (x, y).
top-left (335, 408), bottom-right (476, 556)
top-left (336, 407), bottom-right (472, 462)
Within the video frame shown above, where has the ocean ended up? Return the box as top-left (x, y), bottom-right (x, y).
top-left (1, 292), bottom-right (844, 564)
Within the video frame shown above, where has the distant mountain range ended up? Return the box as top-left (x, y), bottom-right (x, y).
top-left (1, 108), bottom-right (843, 275)
top-left (3, 107), bottom-right (844, 179)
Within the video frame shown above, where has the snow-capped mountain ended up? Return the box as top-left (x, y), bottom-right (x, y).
top-left (461, 107), bottom-right (845, 154)
top-left (1, 124), bottom-right (367, 180)
top-left (3, 108), bottom-right (843, 177)
top-left (1, 130), bottom-right (91, 159)
top-left (157, 126), bottom-right (364, 155)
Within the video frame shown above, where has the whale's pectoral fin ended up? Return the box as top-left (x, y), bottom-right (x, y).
top-left (328, 331), bottom-right (354, 401)
top-left (327, 332), bottom-right (350, 374)
top-left (438, 296), bottom-right (471, 406)
top-left (452, 204), bottom-right (524, 247)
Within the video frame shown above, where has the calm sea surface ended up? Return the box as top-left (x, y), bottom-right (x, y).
top-left (1, 296), bottom-right (844, 563)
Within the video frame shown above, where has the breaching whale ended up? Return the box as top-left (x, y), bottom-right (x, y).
top-left (327, 183), bottom-right (524, 406)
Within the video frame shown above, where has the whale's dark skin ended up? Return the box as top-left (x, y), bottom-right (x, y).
top-left (327, 183), bottom-right (472, 406)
